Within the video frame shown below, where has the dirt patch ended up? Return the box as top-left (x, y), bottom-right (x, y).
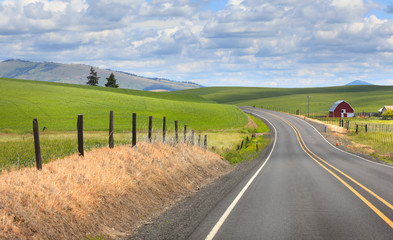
top-left (0, 142), bottom-right (232, 239)
top-left (245, 116), bottom-right (258, 129)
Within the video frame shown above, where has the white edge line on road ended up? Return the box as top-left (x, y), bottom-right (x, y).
top-left (251, 106), bottom-right (393, 170)
top-left (299, 116), bottom-right (393, 170)
top-left (205, 113), bottom-right (277, 240)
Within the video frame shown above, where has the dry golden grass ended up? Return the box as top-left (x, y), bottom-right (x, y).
top-left (304, 117), bottom-right (348, 136)
top-left (0, 142), bottom-right (231, 239)
top-left (347, 143), bottom-right (376, 155)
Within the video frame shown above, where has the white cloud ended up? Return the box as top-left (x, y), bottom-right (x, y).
top-left (1, 0), bottom-right (393, 87)
top-left (23, 2), bottom-right (52, 19)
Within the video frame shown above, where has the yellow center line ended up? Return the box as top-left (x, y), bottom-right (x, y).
top-left (262, 110), bottom-right (393, 229)
top-left (295, 124), bottom-right (393, 212)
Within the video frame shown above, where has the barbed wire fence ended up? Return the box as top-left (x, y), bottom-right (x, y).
top-left (0, 111), bottom-right (208, 172)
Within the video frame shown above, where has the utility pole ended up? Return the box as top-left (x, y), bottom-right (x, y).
top-left (308, 96), bottom-right (310, 118)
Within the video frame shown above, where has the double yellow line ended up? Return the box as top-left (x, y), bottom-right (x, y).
top-left (267, 111), bottom-right (393, 229)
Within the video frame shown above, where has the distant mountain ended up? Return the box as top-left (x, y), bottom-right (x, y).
top-left (0, 59), bottom-right (201, 91)
top-left (345, 80), bottom-right (373, 86)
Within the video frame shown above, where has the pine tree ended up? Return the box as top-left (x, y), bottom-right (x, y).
top-left (86, 67), bottom-right (99, 86)
top-left (105, 73), bottom-right (119, 88)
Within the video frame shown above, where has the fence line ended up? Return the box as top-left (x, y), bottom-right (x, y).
top-left (314, 117), bottom-right (393, 147)
top-left (33, 119), bottom-right (42, 170)
top-left (32, 111), bottom-right (208, 170)
top-left (77, 115), bottom-right (84, 157)
top-left (253, 106), bottom-right (392, 147)
top-left (109, 111), bottom-right (114, 148)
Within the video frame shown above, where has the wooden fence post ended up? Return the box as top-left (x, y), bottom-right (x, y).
top-left (132, 113), bottom-right (137, 147)
top-left (256, 140), bottom-right (259, 152)
top-left (356, 124), bottom-right (359, 135)
top-left (184, 125), bottom-right (187, 143)
top-left (33, 118), bottom-right (42, 170)
top-left (198, 135), bottom-right (201, 147)
top-left (191, 130), bottom-right (195, 145)
top-left (148, 116), bottom-right (153, 143)
top-left (365, 124), bottom-right (368, 133)
top-left (77, 114), bottom-right (84, 156)
top-left (109, 111), bottom-right (114, 148)
top-left (175, 120), bottom-right (178, 144)
top-left (204, 135), bottom-right (207, 150)
top-left (163, 116), bottom-right (166, 143)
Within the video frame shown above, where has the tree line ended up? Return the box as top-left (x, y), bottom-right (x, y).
top-left (86, 67), bottom-right (119, 88)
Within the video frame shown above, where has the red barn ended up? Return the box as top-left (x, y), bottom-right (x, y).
top-left (329, 100), bottom-right (354, 118)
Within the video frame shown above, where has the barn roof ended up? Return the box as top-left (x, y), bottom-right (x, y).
top-left (329, 100), bottom-right (354, 112)
top-left (329, 100), bottom-right (344, 112)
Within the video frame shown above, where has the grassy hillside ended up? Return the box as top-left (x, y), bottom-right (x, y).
top-left (0, 78), bottom-right (247, 133)
top-left (181, 85), bottom-right (393, 115)
top-left (6, 78), bottom-right (210, 103)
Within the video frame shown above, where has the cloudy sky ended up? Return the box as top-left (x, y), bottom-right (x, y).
top-left (1, 0), bottom-right (393, 87)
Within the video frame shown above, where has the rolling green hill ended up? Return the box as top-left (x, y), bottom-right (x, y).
top-left (181, 85), bottom-right (393, 115)
top-left (0, 78), bottom-right (247, 133)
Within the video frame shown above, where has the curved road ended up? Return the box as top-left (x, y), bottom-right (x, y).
top-left (189, 107), bottom-right (393, 239)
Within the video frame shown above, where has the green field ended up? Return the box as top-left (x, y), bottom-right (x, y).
top-left (180, 85), bottom-right (393, 163)
top-left (0, 78), bottom-right (246, 133)
top-left (180, 85), bottom-right (393, 115)
top-left (1, 78), bottom-right (255, 170)
top-left (9, 78), bottom-right (393, 168)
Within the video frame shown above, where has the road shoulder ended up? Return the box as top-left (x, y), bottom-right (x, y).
top-left (303, 117), bottom-right (393, 167)
top-left (127, 134), bottom-right (273, 240)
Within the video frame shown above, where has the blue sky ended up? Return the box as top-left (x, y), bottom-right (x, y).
top-left (1, 0), bottom-right (393, 87)
top-left (208, 0), bottom-right (227, 11)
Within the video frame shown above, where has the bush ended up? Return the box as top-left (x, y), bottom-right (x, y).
top-left (382, 109), bottom-right (393, 119)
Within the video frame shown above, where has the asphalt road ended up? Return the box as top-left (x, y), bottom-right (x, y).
top-left (189, 107), bottom-right (393, 240)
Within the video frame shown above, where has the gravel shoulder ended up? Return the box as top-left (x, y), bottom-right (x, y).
top-left (127, 135), bottom-right (274, 240)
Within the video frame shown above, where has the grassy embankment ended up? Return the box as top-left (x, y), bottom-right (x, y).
top-left (0, 142), bottom-right (233, 239)
top-left (181, 86), bottom-right (393, 163)
top-left (212, 115), bottom-right (270, 165)
top-left (0, 78), bottom-right (269, 170)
